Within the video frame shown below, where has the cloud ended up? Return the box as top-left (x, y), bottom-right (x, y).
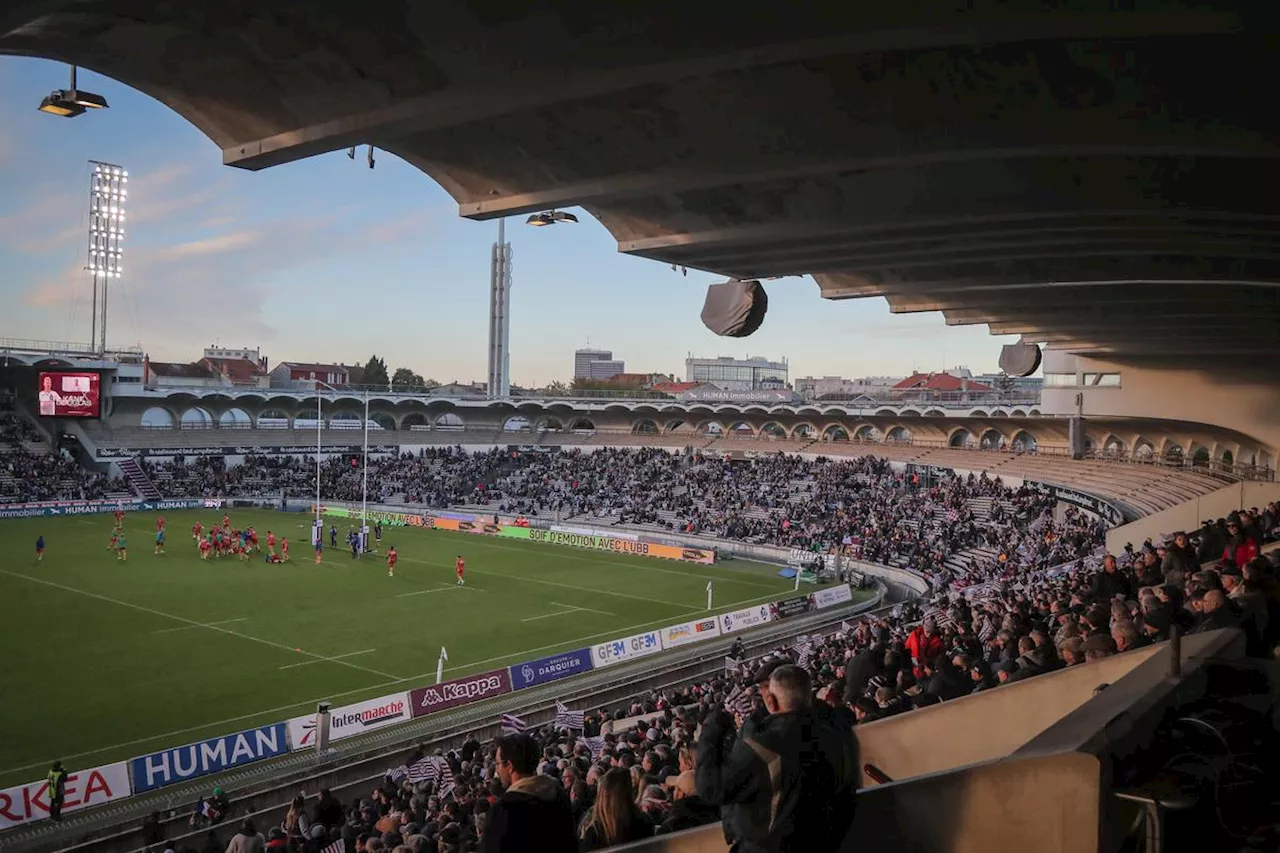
top-left (147, 230), bottom-right (259, 262)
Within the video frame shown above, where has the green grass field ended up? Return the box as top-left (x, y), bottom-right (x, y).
top-left (0, 508), bottom-right (826, 788)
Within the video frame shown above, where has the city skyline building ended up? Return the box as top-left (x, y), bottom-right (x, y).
top-left (685, 355), bottom-right (788, 391)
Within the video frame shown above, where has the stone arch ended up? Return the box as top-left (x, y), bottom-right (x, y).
top-left (853, 424), bottom-right (880, 442)
top-left (141, 406), bottom-right (176, 429)
top-left (760, 422), bottom-right (787, 438)
top-left (502, 415), bottom-right (532, 432)
top-left (535, 416), bottom-right (565, 432)
top-left (979, 428), bottom-right (1004, 450)
top-left (1134, 438), bottom-right (1155, 459)
top-left (823, 424), bottom-right (850, 442)
top-left (1028, 409), bottom-right (1041, 416)
top-left (1162, 442), bottom-right (1185, 464)
top-left (969, 409), bottom-right (989, 418)
top-left (663, 418), bottom-right (686, 434)
top-left (569, 417), bottom-right (596, 432)
top-left (1190, 445), bottom-right (1210, 467)
top-left (435, 412), bottom-right (465, 430)
top-left (257, 408), bottom-right (291, 428)
top-left (1260, 449), bottom-right (1275, 472)
top-left (1010, 430), bottom-right (1037, 452)
top-left (180, 406), bottom-right (214, 429)
top-left (1102, 435), bottom-right (1126, 457)
top-left (791, 422), bottom-right (817, 440)
top-left (698, 420), bottom-right (725, 436)
top-left (727, 421), bottom-right (756, 437)
top-left (370, 412), bottom-right (396, 430)
top-left (900, 409), bottom-right (921, 418)
top-left (401, 412), bottom-right (429, 430)
top-left (886, 425), bottom-right (912, 443)
top-left (329, 410), bottom-right (362, 430)
top-left (874, 409), bottom-right (897, 417)
top-left (989, 410), bottom-right (1008, 418)
top-left (923, 409), bottom-right (945, 417)
top-left (218, 407), bottom-right (252, 428)
top-left (1010, 409), bottom-right (1027, 417)
top-left (632, 419), bottom-right (659, 435)
top-left (948, 427), bottom-right (974, 448)
top-left (1220, 448), bottom-right (1235, 467)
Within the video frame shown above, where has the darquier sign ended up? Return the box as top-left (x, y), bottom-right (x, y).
top-left (409, 669), bottom-right (512, 717)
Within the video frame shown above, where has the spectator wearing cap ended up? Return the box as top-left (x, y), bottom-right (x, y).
top-left (697, 664), bottom-right (859, 853)
top-left (1221, 562), bottom-right (1268, 655)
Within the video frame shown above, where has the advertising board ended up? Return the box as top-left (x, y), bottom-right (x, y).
top-left (130, 723), bottom-right (289, 793)
top-left (0, 761), bottom-right (131, 829)
top-left (1025, 481), bottom-right (1125, 526)
top-left (286, 693), bottom-right (410, 752)
top-left (509, 649), bottom-right (594, 690)
top-left (659, 617), bottom-right (721, 649)
top-left (323, 505), bottom-right (433, 528)
top-left (590, 630), bottom-right (663, 668)
top-left (718, 603), bottom-right (778, 635)
top-left (36, 371), bottom-right (100, 418)
top-left (552, 524), bottom-right (639, 542)
top-left (809, 584), bottom-right (854, 610)
top-left (409, 669), bottom-right (512, 717)
top-left (97, 444), bottom-right (399, 459)
top-left (775, 595), bottom-right (813, 620)
top-left (525, 529), bottom-right (715, 564)
top-left (0, 497), bottom-right (213, 519)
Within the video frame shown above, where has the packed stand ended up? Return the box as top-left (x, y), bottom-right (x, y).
top-left (176, 504), bottom-right (1279, 853)
top-left (0, 413), bottom-right (132, 503)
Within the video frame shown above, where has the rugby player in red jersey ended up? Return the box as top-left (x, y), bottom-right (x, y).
top-left (455, 554), bottom-right (466, 586)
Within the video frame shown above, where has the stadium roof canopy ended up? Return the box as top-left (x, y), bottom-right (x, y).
top-left (4, 3), bottom-right (1277, 370)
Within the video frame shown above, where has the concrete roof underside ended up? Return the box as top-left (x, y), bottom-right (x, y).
top-left (4, 3), bottom-right (1277, 368)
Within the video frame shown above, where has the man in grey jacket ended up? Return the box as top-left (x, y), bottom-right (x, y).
top-left (224, 818), bottom-right (264, 853)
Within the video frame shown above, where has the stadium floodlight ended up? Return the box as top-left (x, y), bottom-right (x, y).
top-left (38, 66), bottom-right (108, 117)
top-left (87, 160), bottom-right (126, 356)
top-left (525, 210), bottom-right (578, 227)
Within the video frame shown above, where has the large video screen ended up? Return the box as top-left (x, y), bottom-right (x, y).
top-left (37, 372), bottom-right (101, 418)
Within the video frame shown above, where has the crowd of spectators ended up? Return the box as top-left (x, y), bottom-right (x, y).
top-left (172, 503), bottom-right (1279, 853)
top-left (0, 413), bottom-right (131, 503)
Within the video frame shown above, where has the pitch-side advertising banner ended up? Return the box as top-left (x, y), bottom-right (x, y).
top-left (552, 524), bottom-right (639, 542)
top-left (130, 723), bottom-right (289, 793)
top-left (809, 584), bottom-right (854, 610)
top-left (525, 528), bottom-right (716, 564)
top-left (509, 649), bottom-right (594, 690)
top-left (0, 761), bottom-right (131, 829)
top-left (409, 669), bottom-right (512, 717)
top-left (660, 617), bottom-right (721, 649)
top-left (287, 693), bottom-right (410, 752)
top-left (718, 603), bottom-right (778, 635)
top-left (775, 595), bottom-right (814, 620)
top-left (0, 498), bottom-right (215, 519)
top-left (323, 505), bottom-right (434, 528)
top-left (590, 630), bottom-right (663, 668)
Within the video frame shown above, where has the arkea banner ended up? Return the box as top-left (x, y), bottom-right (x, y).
top-left (525, 528), bottom-right (716, 565)
top-left (509, 649), bottom-right (594, 690)
top-left (409, 669), bottom-right (512, 717)
top-left (718, 603), bottom-right (778, 635)
top-left (590, 630), bottom-right (663, 668)
top-left (287, 693), bottom-right (410, 752)
top-left (775, 595), bottom-right (813, 620)
top-left (130, 723), bottom-right (289, 793)
top-left (0, 761), bottom-right (131, 830)
top-left (660, 617), bottom-right (721, 649)
top-left (809, 584), bottom-right (854, 610)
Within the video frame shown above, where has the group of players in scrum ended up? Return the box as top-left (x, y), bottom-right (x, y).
top-left (89, 509), bottom-right (466, 584)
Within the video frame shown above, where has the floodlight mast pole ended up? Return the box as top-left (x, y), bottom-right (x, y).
top-left (362, 386), bottom-right (369, 532)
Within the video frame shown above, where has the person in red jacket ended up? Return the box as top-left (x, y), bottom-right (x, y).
top-left (1223, 519), bottom-right (1260, 566)
top-left (905, 617), bottom-right (944, 678)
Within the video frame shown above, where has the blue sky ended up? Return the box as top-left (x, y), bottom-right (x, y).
top-left (0, 59), bottom-right (1019, 386)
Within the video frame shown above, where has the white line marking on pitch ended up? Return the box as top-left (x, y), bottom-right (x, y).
top-left (279, 649), bottom-right (377, 670)
top-left (153, 618), bottom-right (247, 634)
top-left (0, 587), bottom-right (785, 777)
top-left (0, 570), bottom-right (399, 680)
top-left (550, 601), bottom-right (615, 616)
top-left (520, 607), bottom-right (580, 622)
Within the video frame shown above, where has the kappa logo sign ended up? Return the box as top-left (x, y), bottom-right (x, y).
top-left (410, 669), bottom-right (512, 717)
top-left (0, 762), bottom-right (132, 829)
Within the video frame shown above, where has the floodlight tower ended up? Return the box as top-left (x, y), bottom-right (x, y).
top-left (486, 219), bottom-right (513, 399)
top-left (87, 161), bottom-right (127, 356)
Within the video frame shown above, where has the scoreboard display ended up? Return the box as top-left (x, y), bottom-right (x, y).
top-left (36, 372), bottom-right (101, 418)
